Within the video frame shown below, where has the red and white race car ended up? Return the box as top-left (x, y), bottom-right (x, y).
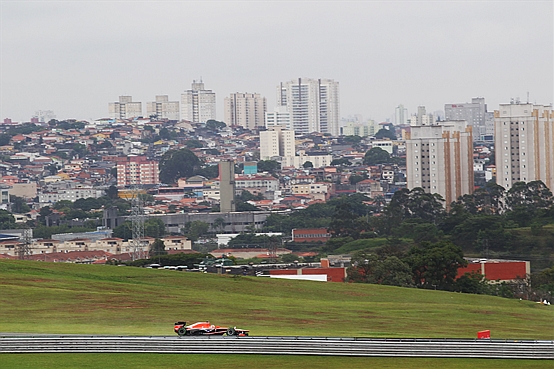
top-left (174, 321), bottom-right (249, 336)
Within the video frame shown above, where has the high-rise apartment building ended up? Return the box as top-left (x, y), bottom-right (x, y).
top-left (494, 102), bottom-right (554, 190)
top-left (406, 121), bottom-right (474, 206)
top-left (146, 95), bottom-right (180, 121)
top-left (116, 156), bottom-right (159, 188)
top-left (445, 97), bottom-right (487, 141)
top-left (181, 80), bottom-right (216, 123)
top-left (277, 78), bottom-right (339, 136)
top-left (409, 106), bottom-right (435, 126)
top-left (224, 93), bottom-right (266, 129)
top-left (109, 96), bottom-right (142, 119)
top-left (395, 104), bottom-right (408, 125)
top-left (265, 106), bottom-right (291, 130)
top-left (259, 126), bottom-right (295, 160)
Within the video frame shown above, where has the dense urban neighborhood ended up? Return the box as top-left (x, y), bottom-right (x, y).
top-left (0, 91), bottom-right (553, 304)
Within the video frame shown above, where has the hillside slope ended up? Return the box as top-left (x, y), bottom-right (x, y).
top-left (0, 260), bottom-right (552, 339)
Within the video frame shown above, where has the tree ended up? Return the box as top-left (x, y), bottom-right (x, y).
top-left (302, 161), bottom-right (314, 169)
top-left (106, 185), bottom-right (119, 200)
top-left (145, 218), bottom-right (166, 239)
top-left (349, 174), bottom-right (365, 185)
top-left (328, 202), bottom-right (369, 239)
top-left (257, 160), bottom-right (280, 174)
top-left (159, 148), bottom-right (200, 184)
top-left (185, 139), bottom-right (203, 149)
top-left (347, 250), bottom-right (413, 287)
top-left (205, 119), bottom-right (226, 131)
top-left (0, 209), bottom-right (16, 229)
top-left (342, 135), bottom-right (362, 145)
top-left (331, 158), bottom-right (352, 167)
top-left (505, 181), bottom-right (553, 225)
top-left (405, 241), bottom-right (467, 290)
top-left (374, 128), bottom-right (396, 140)
top-left (9, 195), bottom-right (30, 213)
top-left (183, 220), bottom-right (209, 241)
top-left (149, 239), bottom-right (167, 258)
top-left (212, 217), bottom-right (226, 233)
top-left (363, 147), bottom-right (390, 166)
top-left (194, 164), bottom-right (219, 179)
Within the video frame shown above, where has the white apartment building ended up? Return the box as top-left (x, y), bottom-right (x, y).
top-left (341, 120), bottom-right (376, 137)
top-left (146, 95), bottom-right (180, 120)
top-left (234, 175), bottom-right (280, 192)
top-left (181, 80), bottom-right (216, 123)
top-left (281, 151), bottom-right (333, 169)
top-left (406, 121), bottom-right (474, 206)
top-left (277, 78), bottom-right (340, 136)
top-left (409, 106), bottom-right (435, 126)
top-left (494, 102), bottom-right (554, 190)
top-left (39, 187), bottom-right (104, 206)
top-left (265, 106), bottom-right (291, 130)
top-left (259, 127), bottom-right (295, 160)
top-left (108, 96), bottom-right (142, 119)
top-left (224, 93), bottom-right (266, 129)
top-left (445, 97), bottom-right (487, 141)
top-left (395, 104), bottom-right (409, 125)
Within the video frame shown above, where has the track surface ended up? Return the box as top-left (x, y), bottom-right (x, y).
top-left (1, 335), bottom-right (553, 359)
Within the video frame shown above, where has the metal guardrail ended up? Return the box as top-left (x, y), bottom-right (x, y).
top-left (0, 336), bottom-right (552, 359)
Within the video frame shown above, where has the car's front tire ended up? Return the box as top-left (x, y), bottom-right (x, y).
top-left (226, 327), bottom-right (236, 336)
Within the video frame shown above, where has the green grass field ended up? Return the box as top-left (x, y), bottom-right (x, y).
top-left (0, 354), bottom-right (550, 369)
top-left (0, 260), bottom-right (552, 338)
top-left (0, 260), bottom-right (552, 368)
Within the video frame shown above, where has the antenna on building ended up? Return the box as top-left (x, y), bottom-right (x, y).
top-left (130, 185), bottom-right (146, 261)
top-left (527, 91), bottom-right (529, 104)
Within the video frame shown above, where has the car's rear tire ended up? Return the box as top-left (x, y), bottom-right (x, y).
top-left (177, 327), bottom-right (186, 336)
top-left (227, 327), bottom-right (236, 336)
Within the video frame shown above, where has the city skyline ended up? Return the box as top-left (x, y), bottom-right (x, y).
top-left (1, 1), bottom-right (552, 123)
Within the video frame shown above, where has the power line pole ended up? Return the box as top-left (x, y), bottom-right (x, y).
top-left (16, 229), bottom-right (32, 260)
top-left (130, 186), bottom-right (146, 261)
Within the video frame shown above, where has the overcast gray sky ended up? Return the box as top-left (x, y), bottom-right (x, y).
top-left (1, 1), bottom-right (552, 123)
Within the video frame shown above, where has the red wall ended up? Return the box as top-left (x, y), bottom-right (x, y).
top-left (485, 262), bottom-right (527, 281)
top-left (457, 261), bottom-right (527, 281)
top-left (270, 268), bottom-right (346, 282)
top-left (456, 263), bottom-right (482, 278)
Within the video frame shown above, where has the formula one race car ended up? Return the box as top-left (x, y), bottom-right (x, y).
top-left (174, 321), bottom-right (249, 336)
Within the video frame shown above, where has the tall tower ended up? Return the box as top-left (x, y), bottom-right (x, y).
top-left (277, 78), bottom-right (339, 136)
top-left (219, 160), bottom-right (236, 213)
top-left (181, 80), bottom-right (216, 123)
top-left (494, 102), bottom-right (554, 190)
top-left (224, 93), bottom-right (266, 129)
top-left (406, 121), bottom-right (474, 206)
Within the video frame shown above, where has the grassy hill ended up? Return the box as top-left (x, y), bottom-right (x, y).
top-left (0, 260), bottom-right (552, 340)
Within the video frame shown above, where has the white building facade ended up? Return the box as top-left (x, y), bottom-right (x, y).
top-left (445, 97), bottom-right (487, 141)
top-left (265, 106), bottom-right (291, 130)
top-left (224, 93), bottom-right (266, 129)
top-left (259, 127), bottom-right (295, 160)
top-left (108, 96), bottom-right (142, 119)
top-left (181, 80), bottom-right (216, 123)
top-left (494, 103), bottom-right (554, 190)
top-left (406, 121), bottom-right (474, 206)
top-left (277, 78), bottom-right (340, 136)
top-left (146, 95), bottom-right (180, 120)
